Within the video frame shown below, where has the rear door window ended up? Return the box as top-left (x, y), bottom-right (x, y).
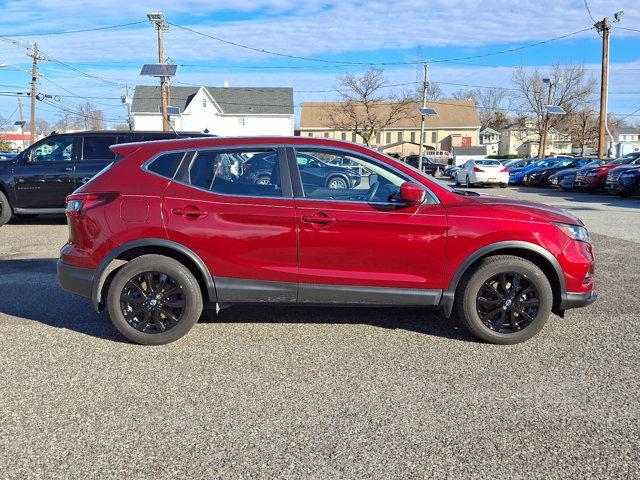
top-left (184, 149), bottom-right (282, 197)
top-left (82, 136), bottom-right (117, 160)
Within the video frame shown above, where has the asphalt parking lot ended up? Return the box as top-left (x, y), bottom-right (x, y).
top-left (0, 189), bottom-right (638, 479)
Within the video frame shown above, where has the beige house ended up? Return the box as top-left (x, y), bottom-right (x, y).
top-left (499, 122), bottom-right (572, 157)
top-left (299, 99), bottom-right (481, 157)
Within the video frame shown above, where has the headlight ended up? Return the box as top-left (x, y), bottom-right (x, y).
top-left (554, 223), bottom-right (590, 243)
top-left (586, 172), bottom-right (599, 177)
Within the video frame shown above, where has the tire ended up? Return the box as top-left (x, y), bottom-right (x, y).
top-left (255, 175), bottom-right (271, 185)
top-left (327, 176), bottom-right (348, 189)
top-left (465, 175), bottom-right (471, 188)
top-left (455, 175), bottom-right (460, 186)
top-left (619, 191), bottom-right (631, 198)
top-left (454, 255), bottom-right (553, 345)
top-left (499, 183), bottom-right (507, 188)
top-left (106, 254), bottom-right (203, 345)
top-left (0, 190), bottom-right (12, 226)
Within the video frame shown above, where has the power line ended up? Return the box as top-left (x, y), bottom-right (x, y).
top-left (1, 21), bottom-right (147, 37)
top-left (614, 26), bottom-right (640, 34)
top-left (169, 22), bottom-right (595, 66)
top-left (583, 0), bottom-right (597, 24)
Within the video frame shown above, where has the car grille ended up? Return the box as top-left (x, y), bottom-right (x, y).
top-left (607, 170), bottom-right (623, 183)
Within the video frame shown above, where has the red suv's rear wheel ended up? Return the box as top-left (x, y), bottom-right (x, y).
top-left (106, 254), bottom-right (203, 345)
top-left (454, 255), bottom-right (553, 344)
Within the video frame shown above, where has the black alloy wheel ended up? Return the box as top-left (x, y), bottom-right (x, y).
top-left (120, 271), bottom-right (186, 334)
top-left (476, 272), bottom-right (540, 333)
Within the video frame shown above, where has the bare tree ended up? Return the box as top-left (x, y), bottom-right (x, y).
top-left (512, 64), bottom-right (596, 151)
top-left (324, 68), bottom-right (414, 147)
top-left (53, 103), bottom-right (105, 131)
top-left (451, 87), bottom-right (510, 130)
top-left (567, 109), bottom-right (598, 155)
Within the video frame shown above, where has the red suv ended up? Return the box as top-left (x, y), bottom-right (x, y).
top-left (57, 137), bottom-right (596, 345)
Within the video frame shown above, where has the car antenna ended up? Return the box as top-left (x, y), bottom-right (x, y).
top-left (167, 121), bottom-right (181, 138)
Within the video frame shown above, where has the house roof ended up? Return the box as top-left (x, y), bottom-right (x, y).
top-left (131, 86), bottom-right (294, 115)
top-left (480, 127), bottom-right (500, 135)
top-left (453, 146), bottom-right (487, 155)
top-left (299, 99), bottom-right (480, 129)
top-left (618, 127), bottom-right (640, 135)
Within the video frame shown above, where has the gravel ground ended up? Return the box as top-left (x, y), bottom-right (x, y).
top-left (0, 190), bottom-right (638, 479)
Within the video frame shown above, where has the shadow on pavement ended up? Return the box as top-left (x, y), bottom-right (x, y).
top-left (0, 258), bottom-right (475, 343)
top-left (0, 258), bottom-right (124, 342)
top-left (206, 304), bottom-right (476, 343)
top-left (8, 215), bottom-right (67, 225)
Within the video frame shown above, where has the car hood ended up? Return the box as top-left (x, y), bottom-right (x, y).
top-left (549, 168), bottom-right (579, 178)
top-left (470, 195), bottom-right (583, 226)
top-left (610, 164), bottom-right (640, 173)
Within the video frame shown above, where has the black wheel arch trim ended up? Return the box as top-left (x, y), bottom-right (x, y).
top-left (91, 238), bottom-right (216, 311)
top-left (439, 240), bottom-right (567, 317)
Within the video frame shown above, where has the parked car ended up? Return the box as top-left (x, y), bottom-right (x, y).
top-left (57, 137), bottom-right (595, 346)
top-left (508, 158), bottom-right (566, 186)
top-left (402, 155), bottom-right (445, 176)
top-left (454, 159), bottom-right (509, 187)
top-left (521, 158), bottom-right (592, 187)
top-left (615, 166), bottom-right (640, 197)
top-left (444, 164), bottom-right (462, 179)
top-left (0, 152), bottom-right (17, 161)
top-left (603, 157), bottom-right (640, 195)
top-left (0, 130), bottom-right (212, 226)
top-left (548, 161), bottom-right (604, 191)
top-left (504, 158), bottom-right (537, 171)
top-left (574, 152), bottom-right (640, 193)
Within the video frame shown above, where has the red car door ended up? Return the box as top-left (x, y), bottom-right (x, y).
top-left (289, 146), bottom-right (447, 305)
top-left (162, 146), bottom-right (298, 302)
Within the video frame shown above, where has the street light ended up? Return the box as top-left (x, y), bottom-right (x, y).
top-left (417, 106), bottom-right (438, 170)
top-left (539, 77), bottom-right (564, 158)
top-left (147, 12), bottom-right (165, 22)
top-left (0, 63), bottom-right (31, 74)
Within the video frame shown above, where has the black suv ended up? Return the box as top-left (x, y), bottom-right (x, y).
top-left (402, 155), bottom-right (445, 176)
top-left (0, 130), bottom-right (210, 226)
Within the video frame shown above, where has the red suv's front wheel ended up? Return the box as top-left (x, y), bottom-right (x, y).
top-left (454, 255), bottom-right (553, 344)
top-left (106, 254), bottom-right (203, 345)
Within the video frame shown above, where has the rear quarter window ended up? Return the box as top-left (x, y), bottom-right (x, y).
top-left (146, 152), bottom-right (187, 179)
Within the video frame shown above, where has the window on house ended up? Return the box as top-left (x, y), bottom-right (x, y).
top-left (397, 131), bottom-right (403, 142)
top-left (431, 131), bottom-right (437, 143)
top-left (376, 132), bottom-right (381, 144)
top-left (239, 118), bottom-right (245, 126)
top-left (202, 98), bottom-right (207, 108)
top-left (324, 132), bottom-right (330, 138)
top-left (386, 132), bottom-right (392, 143)
top-left (410, 131), bottom-right (416, 143)
top-left (352, 132), bottom-right (357, 142)
top-left (341, 132), bottom-right (347, 140)
top-left (308, 132), bottom-right (313, 137)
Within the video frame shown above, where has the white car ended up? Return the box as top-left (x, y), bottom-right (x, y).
top-left (455, 159), bottom-right (509, 188)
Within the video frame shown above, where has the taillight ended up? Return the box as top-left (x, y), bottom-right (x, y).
top-left (500, 167), bottom-right (509, 172)
top-left (473, 167), bottom-right (484, 172)
top-left (66, 193), bottom-right (118, 218)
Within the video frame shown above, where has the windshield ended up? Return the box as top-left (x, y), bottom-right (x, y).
top-left (474, 160), bottom-right (502, 166)
top-left (610, 153), bottom-right (640, 165)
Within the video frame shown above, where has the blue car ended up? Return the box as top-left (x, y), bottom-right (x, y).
top-left (508, 158), bottom-right (566, 186)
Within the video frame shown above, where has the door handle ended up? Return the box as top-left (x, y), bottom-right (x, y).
top-left (61, 167), bottom-right (73, 172)
top-left (301, 212), bottom-right (336, 225)
top-left (172, 206), bottom-right (208, 219)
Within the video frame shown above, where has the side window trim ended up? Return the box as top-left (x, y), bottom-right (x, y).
top-left (287, 145), bottom-right (439, 205)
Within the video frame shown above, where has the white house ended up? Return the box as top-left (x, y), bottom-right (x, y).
top-left (131, 85), bottom-right (294, 136)
top-left (479, 127), bottom-right (500, 155)
top-left (609, 127), bottom-right (640, 157)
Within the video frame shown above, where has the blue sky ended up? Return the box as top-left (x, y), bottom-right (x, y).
top-left (0, 0), bottom-right (639, 127)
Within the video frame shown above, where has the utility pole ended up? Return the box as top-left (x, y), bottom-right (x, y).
top-left (596, 17), bottom-right (610, 159)
top-left (17, 97), bottom-right (25, 150)
top-left (122, 85), bottom-right (133, 130)
top-left (417, 62), bottom-right (429, 171)
top-left (148, 13), bottom-right (171, 132)
top-left (539, 79), bottom-right (554, 158)
top-left (28, 42), bottom-right (39, 145)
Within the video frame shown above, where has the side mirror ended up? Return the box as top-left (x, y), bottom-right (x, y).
top-left (399, 181), bottom-right (426, 205)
